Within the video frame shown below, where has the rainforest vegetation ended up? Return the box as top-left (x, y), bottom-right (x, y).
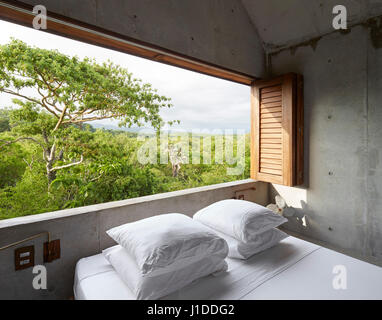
top-left (0, 40), bottom-right (249, 219)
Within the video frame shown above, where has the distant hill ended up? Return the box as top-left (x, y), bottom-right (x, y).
top-left (90, 123), bottom-right (249, 136)
top-left (91, 123), bottom-right (149, 133)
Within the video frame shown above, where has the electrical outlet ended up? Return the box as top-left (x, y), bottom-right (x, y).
top-left (234, 191), bottom-right (246, 200)
top-left (43, 239), bottom-right (60, 263)
top-left (234, 187), bottom-right (256, 200)
top-left (15, 246), bottom-right (34, 271)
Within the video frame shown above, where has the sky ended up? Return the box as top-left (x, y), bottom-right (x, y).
top-left (0, 19), bottom-right (250, 132)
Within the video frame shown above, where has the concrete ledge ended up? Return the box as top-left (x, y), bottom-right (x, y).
top-left (0, 179), bottom-right (258, 228)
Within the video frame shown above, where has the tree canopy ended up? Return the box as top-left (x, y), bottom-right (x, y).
top-left (0, 39), bottom-right (174, 183)
top-left (0, 39), bottom-right (172, 130)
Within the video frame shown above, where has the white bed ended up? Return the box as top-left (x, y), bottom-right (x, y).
top-left (74, 236), bottom-right (382, 300)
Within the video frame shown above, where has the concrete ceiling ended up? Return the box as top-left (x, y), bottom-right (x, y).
top-left (241, 0), bottom-right (382, 52)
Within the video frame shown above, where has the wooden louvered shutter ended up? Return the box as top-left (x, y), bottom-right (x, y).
top-left (251, 73), bottom-right (303, 186)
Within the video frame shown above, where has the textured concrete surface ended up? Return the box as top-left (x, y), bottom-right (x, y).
top-left (242, 0), bottom-right (382, 52)
top-left (269, 22), bottom-right (382, 266)
top-left (0, 180), bottom-right (267, 299)
top-left (16, 0), bottom-right (265, 77)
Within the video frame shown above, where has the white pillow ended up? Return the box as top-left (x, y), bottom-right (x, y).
top-left (103, 245), bottom-right (228, 300)
top-left (193, 199), bottom-right (287, 243)
top-left (210, 228), bottom-right (288, 259)
top-left (106, 213), bottom-right (228, 277)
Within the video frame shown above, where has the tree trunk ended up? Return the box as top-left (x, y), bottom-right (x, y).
top-left (46, 161), bottom-right (56, 184)
top-left (45, 143), bottom-right (57, 184)
top-left (172, 163), bottom-right (180, 177)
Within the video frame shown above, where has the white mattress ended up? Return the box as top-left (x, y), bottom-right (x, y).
top-left (74, 236), bottom-right (382, 300)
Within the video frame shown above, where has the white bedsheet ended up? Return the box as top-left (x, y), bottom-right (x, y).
top-left (244, 245), bottom-right (382, 300)
top-left (74, 236), bottom-right (382, 300)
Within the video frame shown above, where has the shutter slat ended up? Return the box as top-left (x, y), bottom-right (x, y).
top-left (261, 96), bottom-right (282, 104)
top-left (261, 128), bottom-right (282, 134)
top-left (261, 112), bottom-right (283, 119)
top-left (261, 117), bottom-right (282, 124)
top-left (260, 133), bottom-right (282, 139)
top-left (260, 162), bottom-right (282, 170)
top-left (260, 141), bottom-right (282, 146)
top-left (260, 158), bottom-right (282, 165)
top-left (260, 143), bottom-right (282, 149)
top-left (261, 85), bottom-right (282, 94)
top-left (261, 91), bottom-right (282, 99)
top-left (261, 102), bottom-right (282, 108)
top-left (261, 108), bottom-right (282, 115)
top-left (260, 122), bottom-right (282, 128)
top-left (261, 148), bottom-right (282, 154)
top-left (261, 142), bottom-right (282, 148)
top-left (260, 168), bottom-right (282, 175)
top-left (260, 153), bottom-right (282, 159)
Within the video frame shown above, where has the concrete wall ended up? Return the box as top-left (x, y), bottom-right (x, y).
top-left (16, 0), bottom-right (265, 77)
top-left (242, 0), bottom-right (382, 52)
top-left (268, 19), bottom-right (382, 266)
top-left (0, 179), bottom-right (268, 299)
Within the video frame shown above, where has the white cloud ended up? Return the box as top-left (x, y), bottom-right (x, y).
top-left (0, 20), bottom-right (250, 131)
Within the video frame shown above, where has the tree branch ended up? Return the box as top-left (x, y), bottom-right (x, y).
top-left (72, 108), bottom-right (98, 121)
top-left (51, 155), bottom-right (84, 172)
top-left (23, 156), bottom-right (35, 170)
top-left (53, 105), bottom-right (68, 131)
top-left (37, 87), bottom-right (62, 113)
top-left (0, 88), bottom-right (60, 119)
top-left (1, 88), bottom-right (43, 107)
top-left (62, 114), bottom-right (124, 124)
top-left (0, 137), bottom-right (45, 150)
top-left (89, 174), bottom-right (103, 182)
top-left (48, 142), bottom-right (56, 162)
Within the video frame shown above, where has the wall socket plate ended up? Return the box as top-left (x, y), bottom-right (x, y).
top-left (15, 245), bottom-right (35, 271)
top-left (233, 187), bottom-right (256, 200)
top-left (43, 239), bottom-right (60, 263)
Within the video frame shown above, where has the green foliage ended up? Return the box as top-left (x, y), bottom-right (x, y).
top-left (9, 100), bottom-right (56, 136)
top-left (0, 39), bottom-right (250, 220)
top-left (0, 108), bottom-right (10, 132)
top-left (0, 166), bottom-right (56, 219)
top-left (0, 126), bottom-right (251, 219)
top-left (0, 39), bottom-right (172, 129)
top-left (0, 137), bottom-right (26, 188)
top-left (0, 39), bottom-right (175, 185)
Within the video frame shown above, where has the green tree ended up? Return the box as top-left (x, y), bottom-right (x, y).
top-left (0, 39), bottom-right (173, 183)
top-left (0, 108), bottom-right (10, 132)
top-left (0, 140), bottom-right (26, 188)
